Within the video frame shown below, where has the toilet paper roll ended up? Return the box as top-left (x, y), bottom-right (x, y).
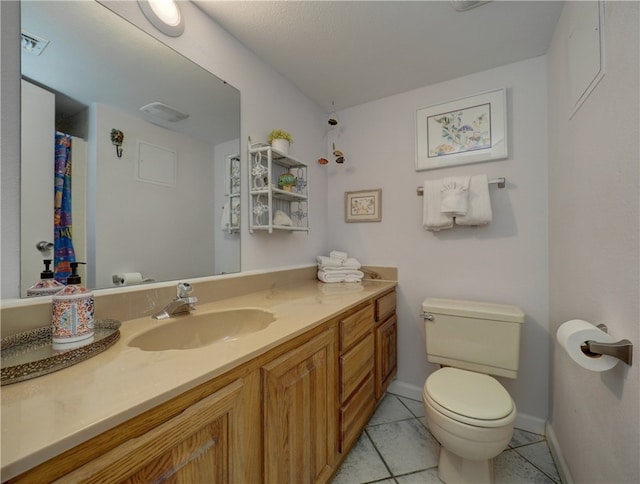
top-left (112, 272), bottom-right (143, 286)
top-left (556, 319), bottom-right (619, 372)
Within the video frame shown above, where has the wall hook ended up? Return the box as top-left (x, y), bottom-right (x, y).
top-left (110, 129), bottom-right (124, 158)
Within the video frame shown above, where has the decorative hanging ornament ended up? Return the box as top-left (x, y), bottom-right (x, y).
top-left (110, 129), bottom-right (124, 158)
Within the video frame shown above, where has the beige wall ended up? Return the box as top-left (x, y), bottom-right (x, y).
top-left (547, 2), bottom-right (639, 482)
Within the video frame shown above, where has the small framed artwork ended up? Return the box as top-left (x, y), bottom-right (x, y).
top-left (345, 189), bottom-right (382, 223)
top-left (415, 87), bottom-right (507, 171)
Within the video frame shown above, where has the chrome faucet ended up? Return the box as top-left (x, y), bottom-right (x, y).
top-left (152, 282), bottom-right (198, 320)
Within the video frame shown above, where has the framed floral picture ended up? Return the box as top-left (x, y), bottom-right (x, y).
top-left (415, 88), bottom-right (507, 171)
top-left (345, 189), bottom-right (382, 223)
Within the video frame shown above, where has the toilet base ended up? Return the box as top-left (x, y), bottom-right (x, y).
top-left (438, 446), bottom-right (494, 484)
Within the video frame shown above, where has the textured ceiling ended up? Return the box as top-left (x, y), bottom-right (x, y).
top-left (194, 0), bottom-right (565, 111)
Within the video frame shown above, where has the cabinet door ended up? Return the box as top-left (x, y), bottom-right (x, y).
top-left (262, 329), bottom-right (337, 484)
top-left (56, 377), bottom-right (260, 484)
top-left (376, 314), bottom-right (398, 400)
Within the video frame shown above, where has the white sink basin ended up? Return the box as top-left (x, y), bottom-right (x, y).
top-left (129, 308), bottom-right (276, 351)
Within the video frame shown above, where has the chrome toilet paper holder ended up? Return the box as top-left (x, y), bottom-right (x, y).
top-left (580, 324), bottom-right (633, 366)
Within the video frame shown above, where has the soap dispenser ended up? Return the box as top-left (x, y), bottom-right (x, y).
top-left (26, 259), bottom-right (65, 297)
top-left (52, 262), bottom-right (94, 344)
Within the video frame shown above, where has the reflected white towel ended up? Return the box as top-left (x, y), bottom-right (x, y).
top-left (440, 176), bottom-right (470, 215)
top-left (455, 174), bottom-right (493, 226)
top-left (422, 180), bottom-right (453, 231)
top-left (317, 269), bottom-right (364, 283)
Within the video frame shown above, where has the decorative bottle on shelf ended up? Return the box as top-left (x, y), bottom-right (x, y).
top-left (52, 262), bottom-right (94, 346)
top-left (26, 259), bottom-right (65, 297)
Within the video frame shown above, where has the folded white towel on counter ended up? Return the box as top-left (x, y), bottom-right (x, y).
top-left (329, 250), bottom-right (348, 261)
top-left (342, 257), bottom-right (361, 269)
top-left (440, 176), bottom-right (470, 215)
top-left (316, 255), bottom-right (343, 268)
top-left (422, 180), bottom-right (454, 231)
top-left (317, 269), bottom-right (364, 283)
top-left (455, 174), bottom-right (493, 226)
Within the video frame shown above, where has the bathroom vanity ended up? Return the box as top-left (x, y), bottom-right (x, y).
top-left (1, 269), bottom-right (397, 483)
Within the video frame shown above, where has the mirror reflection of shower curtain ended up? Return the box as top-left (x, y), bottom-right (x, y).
top-left (54, 132), bottom-right (76, 282)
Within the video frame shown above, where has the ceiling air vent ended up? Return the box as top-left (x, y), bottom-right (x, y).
top-left (21, 30), bottom-right (50, 56)
top-left (139, 102), bottom-right (189, 122)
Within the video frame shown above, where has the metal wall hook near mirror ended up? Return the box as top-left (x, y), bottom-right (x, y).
top-left (110, 129), bottom-right (124, 158)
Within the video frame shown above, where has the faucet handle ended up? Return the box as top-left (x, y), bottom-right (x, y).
top-left (176, 282), bottom-right (193, 299)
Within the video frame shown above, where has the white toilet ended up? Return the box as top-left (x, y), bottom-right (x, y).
top-left (422, 298), bottom-right (525, 484)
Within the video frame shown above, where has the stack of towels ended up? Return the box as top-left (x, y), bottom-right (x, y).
top-left (422, 174), bottom-right (493, 231)
top-left (317, 251), bottom-right (364, 283)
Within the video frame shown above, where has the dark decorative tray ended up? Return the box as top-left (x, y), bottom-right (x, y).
top-left (1, 319), bottom-right (121, 386)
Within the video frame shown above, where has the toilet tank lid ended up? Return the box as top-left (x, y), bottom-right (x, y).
top-left (422, 298), bottom-right (524, 323)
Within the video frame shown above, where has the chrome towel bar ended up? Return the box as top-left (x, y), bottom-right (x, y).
top-left (417, 177), bottom-right (506, 196)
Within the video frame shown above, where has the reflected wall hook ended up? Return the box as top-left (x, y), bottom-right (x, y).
top-left (110, 129), bottom-right (124, 158)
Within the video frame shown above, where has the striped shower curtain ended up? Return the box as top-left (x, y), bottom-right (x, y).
top-left (54, 133), bottom-right (76, 282)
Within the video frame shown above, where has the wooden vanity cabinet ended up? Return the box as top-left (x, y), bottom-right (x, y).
top-left (9, 287), bottom-right (397, 484)
top-left (374, 289), bottom-right (398, 399)
top-left (55, 376), bottom-right (260, 484)
top-left (262, 327), bottom-right (338, 484)
top-left (337, 302), bottom-right (376, 453)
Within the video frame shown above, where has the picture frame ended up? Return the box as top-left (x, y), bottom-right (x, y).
top-left (345, 189), bottom-right (382, 223)
top-left (415, 87), bottom-right (507, 171)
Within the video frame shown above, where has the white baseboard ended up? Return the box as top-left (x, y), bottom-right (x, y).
top-left (545, 421), bottom-right (573, 484)
top-left (387, 379), bottom-right (546, 435)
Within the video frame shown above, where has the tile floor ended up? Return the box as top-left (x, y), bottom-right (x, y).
top-left (332, 393), bottom-right (562, 484)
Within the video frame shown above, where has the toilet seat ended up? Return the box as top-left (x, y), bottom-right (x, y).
top-left (424, 367), bottom-right (515, 428)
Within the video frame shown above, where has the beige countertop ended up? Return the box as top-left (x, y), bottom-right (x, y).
top-left (1, 279), bottom-right (395, 480)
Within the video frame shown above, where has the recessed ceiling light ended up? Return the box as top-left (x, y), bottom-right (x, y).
top-left (138, 0), bottom-right (185, 37)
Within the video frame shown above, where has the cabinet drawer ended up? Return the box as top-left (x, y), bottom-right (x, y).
top-left (375, 290), bottom-right (396, 322)
top-left (340, 304), bottom-right (374, 351)
top-left (339, 374), bottom-right (375, 453)
top-left (340, 332), bottom-right (374, 401)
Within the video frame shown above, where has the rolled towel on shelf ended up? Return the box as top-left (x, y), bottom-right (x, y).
top-left (440, 176), bottom-right (470, 215)
top-left (422, 180), bottom-right (454, 231)
top-left (455, 174), bottom-right (493, 226)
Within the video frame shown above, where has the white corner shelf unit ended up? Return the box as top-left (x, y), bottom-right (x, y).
top-left (248, 139), bottom-right (309, 234)
top-left (224, 153), bottom-right (241, 234)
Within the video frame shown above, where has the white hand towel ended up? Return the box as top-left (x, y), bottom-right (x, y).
top-left (329, 250), bottom-right (348, 261)
top-left (422, 180), bottom-right (454, 231)
top-left (316, 256), bottom-right (343, 268)
top-left (455, 174), bottom-right (493, 226)
top-left (342, 257), bottom-right (361, 269)
top-left (440, 176), bottom-right (470, 215)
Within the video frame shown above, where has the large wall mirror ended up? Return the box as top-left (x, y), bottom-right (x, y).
top-left (19, 1), bottom-right (241, 297)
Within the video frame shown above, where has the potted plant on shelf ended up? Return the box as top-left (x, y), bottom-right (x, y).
top-left (268, 129), bottom-right (293, 156)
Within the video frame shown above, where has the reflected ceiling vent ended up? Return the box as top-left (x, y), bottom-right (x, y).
top-left (139, 102), bottom-right (189, 122)
top-left (450, 1), bottom-right (492, 12)
top-left (21, 30), bottom-right (50, 56)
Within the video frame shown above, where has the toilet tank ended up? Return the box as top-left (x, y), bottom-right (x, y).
top-left (423, 298), bottom-right (525, 379)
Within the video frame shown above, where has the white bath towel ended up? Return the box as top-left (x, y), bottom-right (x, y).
top-left (455, 174), bottom-right (493, 226)
top-left (440, 176), bottom-right (470, 215)
top-left (422, 180), bottom-right (454, 231)
top-left (317, 269), bottom-right (364, 283)
top-left (329, 250), bottom-right (348, 261)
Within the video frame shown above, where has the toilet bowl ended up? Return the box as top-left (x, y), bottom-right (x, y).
top-left (423, 367), bottom-right (516, 484)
